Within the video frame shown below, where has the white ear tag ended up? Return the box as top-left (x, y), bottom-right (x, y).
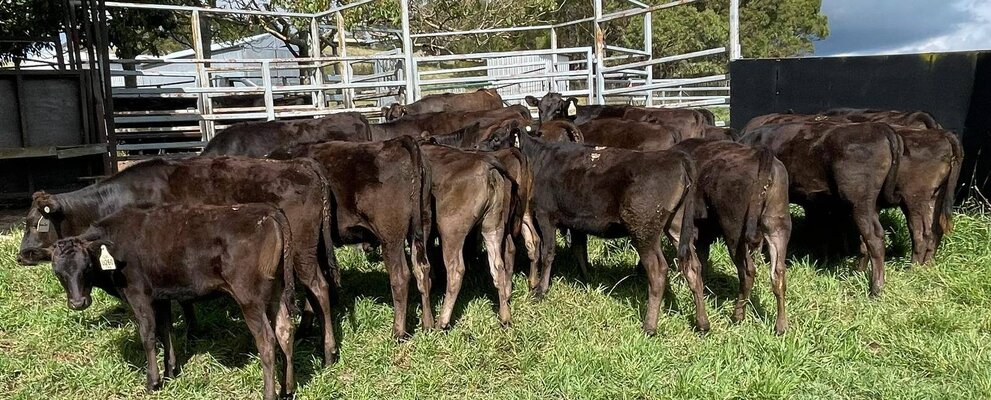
top-left (99, 245), bottom-right (116, 270)
top-left (567, 103), bottom-right (577, 117)
top-left (514, 134), bottom-right (521, 148)
top-left (36, 217), bottom-right (51, 233)
top-left (43, 206), bottom-right (51, 214)
top-left (525, 125), bottom-right (532, 132)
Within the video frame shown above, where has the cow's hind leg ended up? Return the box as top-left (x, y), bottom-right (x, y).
top-left (437, 231), bottom-right (467, 330)
top-left (382, 242), bottom-right (413, 339)
top-left (295, 254), bottom-right (338, 365)
top-left (481, 215), bottom-right (511, 327)
top-left (239, 300), bottom-right (278, 400)
top-left (154, 300), bottom-right (177, 379)
top-left (635, 238), bottom-right (668, 335)
top-left (522, 212), bottom-right (542, 291)
top-left (572, 232), bottom-right (591, 279)
top-left (729, 244), bottom-right (756, 325)
top-left (409, 237), bottom-right (435, 331)
top-left (853, 204), bottom-right (886, 296)
top-left (271, 292), bottom-right (295, 397)
top-left (534, 212), bottom-right (558, 299)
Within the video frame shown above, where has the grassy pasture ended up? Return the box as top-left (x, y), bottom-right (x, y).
top-left (1, 209), bottom-right (990, 399)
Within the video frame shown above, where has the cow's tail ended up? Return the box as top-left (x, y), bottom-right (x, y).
top-left (510, 148), bottom-right (533, 236)
top-left (744, 149), bottom-right (774, 248)
top-left (677, 155), bottom-right (702, 263)
top-left (879, 124), bottom-right (904, 205)
top-left (938, 130), bottom-right (964, 234)
top-left (398, 136), bottom-right (432, 266)
top-left (299, 158), bottom-right (341, 299)
top-left (272, 208), bottom-right (298, 316)
top-left (484, 154), bottom-right (524, 237)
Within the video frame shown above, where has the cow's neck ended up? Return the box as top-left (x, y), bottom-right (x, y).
top-left (55, 180), bottom-right (145, 237)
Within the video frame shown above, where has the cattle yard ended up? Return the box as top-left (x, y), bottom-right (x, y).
top-left (3, 0), bottom-right (991, 399)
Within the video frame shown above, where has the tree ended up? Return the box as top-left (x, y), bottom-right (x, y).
top-left (0, 0), bottom-right (66, 67)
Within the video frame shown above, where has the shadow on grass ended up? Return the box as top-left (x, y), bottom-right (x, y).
top-left (786, 208), bottom-right (913, 274)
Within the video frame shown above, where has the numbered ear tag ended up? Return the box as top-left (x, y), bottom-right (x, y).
top-left (99, 245), bottom-right (116, 271)
top-left (567, 103), bottom-right (578, 117)
top-left (36, 217), bottom-right (51, 233)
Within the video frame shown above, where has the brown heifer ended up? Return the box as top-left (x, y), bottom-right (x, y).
top-left (525, 93), bottom-right (709, 138)
top-left (201, 112), bottom-right (372, 157)
top-left (886, 127), bottom-right (963, 264)
top-left (824, 108), bottom-right (941, 129)
top-left (741, 109), bottom-right (941, 135)
top-left (52, 204), bottom-right (297, 399)
top-left (420, 144), bottom-right (519, 328)
top-left (382, 88), bottom-right (504, 121)
top-left (277, 136), bottom-right (433, 339)
top-left (740, 122), bottom-right (903, 296)
top-left (477, 126), bottom-right (710, 334)
top-left (671, 139), bottom-right (792, 335)
top-left (18, 157), bottom-right (339, 365)
top-left (372, 105), bottom-right (531, 140)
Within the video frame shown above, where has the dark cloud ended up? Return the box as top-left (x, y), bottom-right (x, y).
top-left (814, 0), bottom-right (971, 55)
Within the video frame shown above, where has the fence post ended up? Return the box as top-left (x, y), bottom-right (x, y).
top-left (310, 17), bottom-right (326, 109)
top-left (593, 0), bottom-right (605, 104)
top-left (585, 49), bottom-right (594, 104)
top-left (549, 27), bottom-right (558, 93)
top-left (262, 60), bottom-right (275, 121)
top-left (335, 10), bottom-right (354, 108)
top-left (191, 9), bottom-right (214, 140)
top-left (644, 11), bottom-right (653, 107)
top-left (400, 0), bottom-right (417, 102)
top-left (729, 0), bottom-right (741, 60)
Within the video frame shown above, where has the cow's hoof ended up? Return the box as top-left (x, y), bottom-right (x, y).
top-left (774, 320), bottom-right (788, 336)
top-left (695, 320), bottom-right (711, 334)
top-left (325, 351), bottom-right (340, 366)
top-left (500, 320), bottom-right (512, 329)
top-left (642, 327), bottom-right (657, 337)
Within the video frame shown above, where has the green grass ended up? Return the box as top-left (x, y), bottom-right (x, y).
top-left (2, 209), bottom-right (991, 399)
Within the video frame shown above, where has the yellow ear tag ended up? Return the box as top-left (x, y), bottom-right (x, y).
top-left (567, 103), bottom-right (577, 117)
top-left (37, 217), bottom-right (50, 233)
top-left (99, 245), bottom-right (116, 271)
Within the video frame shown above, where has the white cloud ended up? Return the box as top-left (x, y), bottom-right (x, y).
top-left (884, 0), bottom-right (991, 54)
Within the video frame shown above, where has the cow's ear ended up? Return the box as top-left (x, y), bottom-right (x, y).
top-left (33, 192), bottom-right (61, 216)
top-left (524, 96), bottom-right (539, 107)
top-left (566, 124), bottom-right (584, 142)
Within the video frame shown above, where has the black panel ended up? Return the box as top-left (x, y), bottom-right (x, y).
top-left (730, 51), bottom-right (991, 198)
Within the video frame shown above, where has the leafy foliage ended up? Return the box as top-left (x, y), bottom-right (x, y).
top-left (0, 0), bottom-right (66, 65)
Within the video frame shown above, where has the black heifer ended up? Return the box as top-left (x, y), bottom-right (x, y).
top-left (885, 127), bottom-right (963, 264)
top-left (478, 126), bottom-right (709, 334)
top-left (277, 136), bottom-right (433, 339)
top-left (420, 143), bottom-right (519, 328)
top-left (52, 204), bottom-right (297, 400)
top-left (17, 157), bottom-right (339, 364)
top-left (670, 139), bottom-right (792, 335)
top-left (740, 122), bottom-right (903, 296)
top-left (525, 93), bottom-right (709, 138)
top-left (371, 105), bottom-right (531, 141)
top-left (201, 112), bottom-right (372, 157)
top-left (823, 108), bottom-right (941, 129)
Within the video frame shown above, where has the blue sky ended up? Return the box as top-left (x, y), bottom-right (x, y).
top-left (814, 0), bottom-right (991, 56)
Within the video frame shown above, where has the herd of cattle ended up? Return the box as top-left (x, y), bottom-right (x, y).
top-left (14, 88), bottom-right (963, 399)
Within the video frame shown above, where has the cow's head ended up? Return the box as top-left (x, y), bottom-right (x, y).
top-left (382, 103), bottom-right (406, 121)
top-left (477, 121), bottom-right (530, 151)
top-left (525, 93), bottom-right (578, 122)
top-left (534, 120), bottom-right (584, 143)
top-left (51, 236), bottom-right (111, 310)
top-left (18, 192), bottom-right (64, 266)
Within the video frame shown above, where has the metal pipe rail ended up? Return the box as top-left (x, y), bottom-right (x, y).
top-left (602, 47), bottom-right (726, 73)
top-left (602, 74), bottom-right (727, 96)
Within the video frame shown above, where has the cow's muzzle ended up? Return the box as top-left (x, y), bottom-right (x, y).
top-left (68, 297), bottom-right (92, 311)
top-left (17, 248), bottom-right (51, 266)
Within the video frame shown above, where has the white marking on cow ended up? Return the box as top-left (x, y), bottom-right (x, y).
top-left (43, 206), bottom-right (51, 214)
top-left (99, 245), bottom-right (116, 271)
top-left (525, 125), bottom-right (532, 132)
top-left (594, 146), bottom-right (607, 151)
top-left (232, 205), bottom-right (241, 211)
